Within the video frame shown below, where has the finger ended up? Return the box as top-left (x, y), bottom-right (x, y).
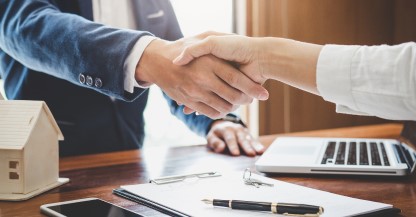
top-left (207, 136), bottom-right (226, 153)
top-left (187, 89), bottom-right (235, 115)
top-left (213, 60), bottom-right (269, 101)
top-left (183, 106), bottom-right (195, 114)
top-left (202, 92), bottom-right (235, 114)
top-left (179, 63), bottom-right (241, 112)
top-left (252, 140), bottom-right (265, 154)
top-left (173, 39), bottom-right (214, 65)
top-left (173, 35), bottom-right (246, 66)
top-left (195, 31), bottom-right (233, 40)
top-left (241, 128), bottom-right (265, 154)
top-left (236, 129), bottom-right (256, 156)
top-left (218, 129), bottom-right (240, 156)
top-left (184, 101), bottom-right (225, 119)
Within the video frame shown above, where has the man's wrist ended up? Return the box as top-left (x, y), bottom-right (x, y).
top-left (135, 38), bottom-right (169, 85)
top-left (208, 114), bottom-right (247, 132)
top-left (220, 114), bottom-right (247, 127)
top-left (125, 35), bottom-right (157, 92)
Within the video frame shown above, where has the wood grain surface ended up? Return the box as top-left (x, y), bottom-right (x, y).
top-left (0, 123), bottom-right (412, 217)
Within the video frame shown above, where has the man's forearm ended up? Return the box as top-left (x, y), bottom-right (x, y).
top-left (0, 0), bottom-right (150, 101)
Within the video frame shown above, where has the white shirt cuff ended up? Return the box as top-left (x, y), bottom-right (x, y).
top-left (316, 45), bottom-right (362, 114)
top-left (335, 105), bottom-right (371, 116)
top-left (124, 35), bottom-right (157, 93)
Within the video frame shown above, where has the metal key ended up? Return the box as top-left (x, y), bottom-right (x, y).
top-left (244, 178), bottom-right (274, 188)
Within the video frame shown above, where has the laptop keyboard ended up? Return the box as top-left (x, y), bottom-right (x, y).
top-left (380, 143), bottom-right (390, 166)
top-left (404, 146), bottom-right (415, 166)
top-left (335, 142), bottom-right (346, 164)
top-left (347, 142), bottom-right (357, 165)
top-left (321, 142), bottom-right (336, 164)
top-left (370, 142), bottom-right (382, 165)
top-left (321, 141), bottom-right (391, 166)
top-left (393, 144), bottom-right (415, 168)
top-left (359, 142), bottom-right (369, 165)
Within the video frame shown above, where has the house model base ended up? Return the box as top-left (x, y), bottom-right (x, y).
top-left (0, 177), bottom-right (69, 201)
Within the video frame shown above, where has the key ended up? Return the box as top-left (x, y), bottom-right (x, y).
top-left (244, 178), bottom-right (274, 188)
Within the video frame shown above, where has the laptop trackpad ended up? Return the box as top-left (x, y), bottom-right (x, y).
top-left (268, 142), bottom-right (321, 165)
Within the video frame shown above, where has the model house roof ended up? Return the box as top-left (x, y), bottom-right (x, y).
top-left (0, 100), bottom-right (64, 150)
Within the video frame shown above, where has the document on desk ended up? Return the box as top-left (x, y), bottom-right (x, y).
top-left (118, 172), bottom-right (397, 217)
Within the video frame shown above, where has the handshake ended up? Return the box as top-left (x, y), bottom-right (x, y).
top-left (136, 31), bottom-right (322, 118)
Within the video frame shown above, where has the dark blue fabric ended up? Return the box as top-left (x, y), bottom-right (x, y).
top-left (0, 0), bottom-right (214, 156)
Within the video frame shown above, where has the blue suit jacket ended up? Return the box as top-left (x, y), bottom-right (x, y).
top-left (0, 0), bottom-right (214, 156)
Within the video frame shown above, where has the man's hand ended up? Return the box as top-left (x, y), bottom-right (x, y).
top-left (173, 34), bottom-right (268, 84)
top-left (207, 121), bottom-right (264, 156)
top-left (136, 33), bottom-right (269, 119)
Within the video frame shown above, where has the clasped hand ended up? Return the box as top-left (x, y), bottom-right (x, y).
top-left (136, 32), bottom-right (268, 156)
top-left (136, 32), bottom-right (269, 119)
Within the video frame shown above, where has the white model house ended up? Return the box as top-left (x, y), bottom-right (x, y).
top-left (0, 99), bottom-right (69, 201)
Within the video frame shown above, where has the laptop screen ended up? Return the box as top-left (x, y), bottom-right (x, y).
top-left (400, 121), bottom-right (416, 174)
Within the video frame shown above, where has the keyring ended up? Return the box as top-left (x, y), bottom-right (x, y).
top-left (243, 168), bottom-right (252, 181)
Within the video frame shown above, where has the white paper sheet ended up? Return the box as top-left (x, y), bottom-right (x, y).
top-left (121, 172), bottom-right (392, 217)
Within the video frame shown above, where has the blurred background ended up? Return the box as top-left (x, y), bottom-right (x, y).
top-left (244, 0), bottom-right (416, 136)
top-left (145, 0), bottom-right (416, 147)
top-left (143, 0), bottom-right (234, 147)
top-left (2, 0), bottom-right (415, 147)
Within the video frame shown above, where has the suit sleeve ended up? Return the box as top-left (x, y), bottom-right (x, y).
top-left (0, 0), bottom-right (152, 101)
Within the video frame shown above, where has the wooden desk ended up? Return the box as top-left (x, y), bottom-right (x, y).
top-left (1, 123), bottom-right (413, 216)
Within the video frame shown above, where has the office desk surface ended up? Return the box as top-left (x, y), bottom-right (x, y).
top-left (0, 123), bottom-right (413, 217)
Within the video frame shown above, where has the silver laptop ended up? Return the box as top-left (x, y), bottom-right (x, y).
top-left (255, 137), bottom-right (416, 176)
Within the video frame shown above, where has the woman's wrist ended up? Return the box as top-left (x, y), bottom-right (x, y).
top-left (260, 37), bottom-right (323, 95)
top-left (291, 40), bottom-right (323, 95)
top-left (256, 37), bottom-right (294, 80)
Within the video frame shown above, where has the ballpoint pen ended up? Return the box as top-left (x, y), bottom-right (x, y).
top-left (150, 171), bottom-right (221, 184)
top-left (202, 199), bottom-right (324, 216)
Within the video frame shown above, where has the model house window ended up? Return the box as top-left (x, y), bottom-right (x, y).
top-left (143, 0), bottom-right (234, 147)
top-left (9, 160), bottom-right (20, 180)
top-left (9, 161), bottom-right (19, 169)
top-left (9, 172), bottom-right (19, 180)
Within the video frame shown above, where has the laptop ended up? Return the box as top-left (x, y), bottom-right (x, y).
top-left (255, 123), bottom-right (416, 176)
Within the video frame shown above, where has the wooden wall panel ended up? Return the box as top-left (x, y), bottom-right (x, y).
top-left (247, 0), bottom-right (415, 135)
top-left (394, 1), bottom-right (416, 44)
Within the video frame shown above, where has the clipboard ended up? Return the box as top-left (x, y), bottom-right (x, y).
top-left (114, 171), bottom-right (221, 217)
top-left (113, 188), bottom-right (189, 217)
top-left (113, 171), bottom-right (401, 217)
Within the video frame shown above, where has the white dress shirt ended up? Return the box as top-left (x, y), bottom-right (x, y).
top-left (317, 42), bottom-right (416, 120)
top-left (92, 0), bottom-right (156, 93)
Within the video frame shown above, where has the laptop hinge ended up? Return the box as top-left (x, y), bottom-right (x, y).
top-left (400, 121), bottom-right (416, 175)
top-left (410, 161), bottom-right (416, 175)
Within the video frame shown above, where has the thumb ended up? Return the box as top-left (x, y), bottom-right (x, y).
top-left (183, 106), bottom-right (196, 115)
top-left (174, 35), bottom-right (252, 66)
top-left (173, 40), bottom-right (212, 65)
